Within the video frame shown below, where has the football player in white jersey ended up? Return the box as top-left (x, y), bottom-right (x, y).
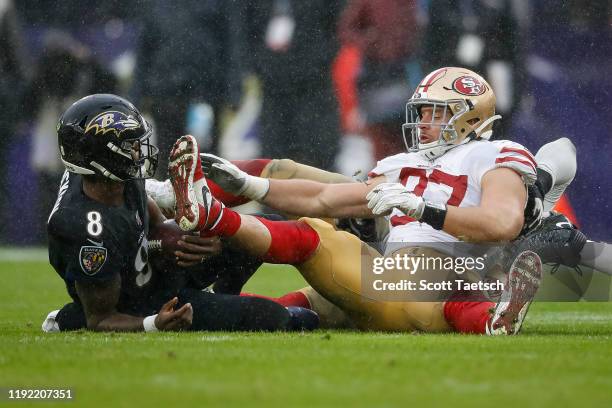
top-left (165, 67), bottom-right (546, 335)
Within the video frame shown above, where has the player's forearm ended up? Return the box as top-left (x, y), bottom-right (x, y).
top-left (443, 206), bottom-right (523, 242)
top-left (263, 179), bottom-right (332, 217)
top-left (87, 312), bottom-right (147, 332)
top-left (263, 179), bottom-right (373, 218)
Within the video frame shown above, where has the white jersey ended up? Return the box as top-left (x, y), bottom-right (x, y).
top-left (368, 140), bottom-right (537, 244)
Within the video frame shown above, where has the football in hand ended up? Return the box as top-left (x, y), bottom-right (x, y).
top-left (148, 220), bottom-right (185, 258)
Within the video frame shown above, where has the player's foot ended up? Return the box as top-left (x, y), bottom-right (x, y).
top-left (169, 135), bottom-right (201, 230)
top-left (42, 309), bottom-right (60, 333)
top-left (286, 306), bottom-right (319, 331)
top-left (487, 250), bottom-right (542, 335)
top-left (524, 213), bottom-right (587, 272)
top-left (169, 135), bottom-right (225, 232)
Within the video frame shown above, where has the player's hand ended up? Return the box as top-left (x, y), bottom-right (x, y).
top-left (522, 184), bottom-right (544, 234)
top-left (366, 182), bottom-right (425, 218)
top-left (154, 297), bottom-right (193, 331)
top-left (175, 234), bottom-right (223, 267)
top-left (200, 153), bottom-right (269, 200)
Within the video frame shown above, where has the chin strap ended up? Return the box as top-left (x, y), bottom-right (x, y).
top-left (474, 114), bottom-right (502, 140)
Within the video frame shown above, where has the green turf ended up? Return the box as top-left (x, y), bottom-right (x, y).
top-left (1, 259), bottom-right (611, 408)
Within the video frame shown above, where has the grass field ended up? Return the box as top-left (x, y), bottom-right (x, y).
top-left (1, 251), bottom-right (611, 407)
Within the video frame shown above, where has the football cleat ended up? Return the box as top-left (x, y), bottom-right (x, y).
top-left (286, 306), bottom-right (320, 331)
top-left (521, 212), bottom-right (586, 274)
top-left (487, 250), bottom-right (542, 335)
top-left (169, 135), bottom-right (225, 232)
top-left (169, 135), bottom-right (201, 231)
top-left (41, 309), bottom-right (60, 333)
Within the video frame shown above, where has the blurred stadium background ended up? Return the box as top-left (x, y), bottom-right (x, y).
top-left (1, 2), bottom-right (611, 406)
top-left (0, 0), bottom-right (610, 246)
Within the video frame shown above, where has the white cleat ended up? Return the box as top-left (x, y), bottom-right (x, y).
top-left (169, 135), bottom-right (200, 231)
top-left (42, 309), bottom-right (60, 333)
top-left (487, 250), bottom-right (542, 335)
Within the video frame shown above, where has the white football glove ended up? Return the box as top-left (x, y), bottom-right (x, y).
top-left (366, 182), bottom-right (425, 218)
top-left (145, 178), bottom-right (176, 217)
top-left (200, 153), bottom-right (269, 201)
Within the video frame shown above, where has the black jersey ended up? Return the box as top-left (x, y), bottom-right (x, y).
top-left (47, 171), bottom-right (159, 315)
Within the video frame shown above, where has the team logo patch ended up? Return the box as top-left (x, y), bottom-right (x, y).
top-left (79, 246), bottom-right (108, 276)
top-left (84, 111), bottom-right (141, 137)
top-left (452, 76), bottom-right (487, 96)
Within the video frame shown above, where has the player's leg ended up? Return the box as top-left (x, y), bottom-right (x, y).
top-left (535, 137), bottom-right (577, 212)
top-left (175, 288), bottom-right (318, 331)
top-left (42, 302), bottom-right (87, 332)
top-left (166, 137), bottom-right (459, 332)
top-left (168, 136), bottom-right (542, 334)
top-left (443, 249), bottom-right (543, 335)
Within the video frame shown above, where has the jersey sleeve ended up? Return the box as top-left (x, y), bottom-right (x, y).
top-left (471, 141), bottom-right (537, 186)
top-left (367, 153), bottom-right (407, 183)
top-left (48, 208), bottom-right (127, 282)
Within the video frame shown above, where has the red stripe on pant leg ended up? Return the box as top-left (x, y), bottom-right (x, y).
top-left (255, 217), bottom-right (320, 264)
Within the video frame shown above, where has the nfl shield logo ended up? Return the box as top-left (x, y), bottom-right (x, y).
top-left (79, 246), bottom-right (108, 276)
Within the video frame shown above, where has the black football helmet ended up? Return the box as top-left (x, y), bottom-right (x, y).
top-left (57, 94), bottom-right (158, 181)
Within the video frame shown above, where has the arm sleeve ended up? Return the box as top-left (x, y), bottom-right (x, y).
top-left (367, 154), bottom-right (406, 182)
top-left (472, 141), bottom-right (537, 187)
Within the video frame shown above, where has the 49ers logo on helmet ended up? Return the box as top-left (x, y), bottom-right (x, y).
top-left (452, 76), bottom-right (487, 96)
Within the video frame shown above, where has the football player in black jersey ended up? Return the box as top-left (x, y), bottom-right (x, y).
top-left (45, 94), bottom-right (318, 332)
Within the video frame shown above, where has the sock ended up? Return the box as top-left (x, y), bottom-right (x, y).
top-left (255, 217), bottom-right (320, 264)
top-left (443, 292), bottom-right (494, 334)
top-left (240, 291), bottom-right (312, 309)
top-left (198, 204), bottom-right (242, 237)
top-left (276, 291), bottom-right (311, 308)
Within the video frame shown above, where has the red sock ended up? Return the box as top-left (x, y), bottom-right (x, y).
top-left (275, 291), bottom-right (311, 308)
top-left (198, 204), bottom-right (241, 237)
top-left (443, 292), bottom-right (494, 334)
top-left (241, 291), bottom-right (311, 309)
top-left (255, 217), bottom-right (320, 264)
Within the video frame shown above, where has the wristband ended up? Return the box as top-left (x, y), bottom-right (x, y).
top-left (143, 314), bottom-right (159, 332)
top-left (421, 202), bottom-right (447, 230)
top-left (242, 176), bottom-right (270, 201)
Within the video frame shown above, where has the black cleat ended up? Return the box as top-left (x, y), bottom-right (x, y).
top-left (286, 307), bottom-right (320, 331)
